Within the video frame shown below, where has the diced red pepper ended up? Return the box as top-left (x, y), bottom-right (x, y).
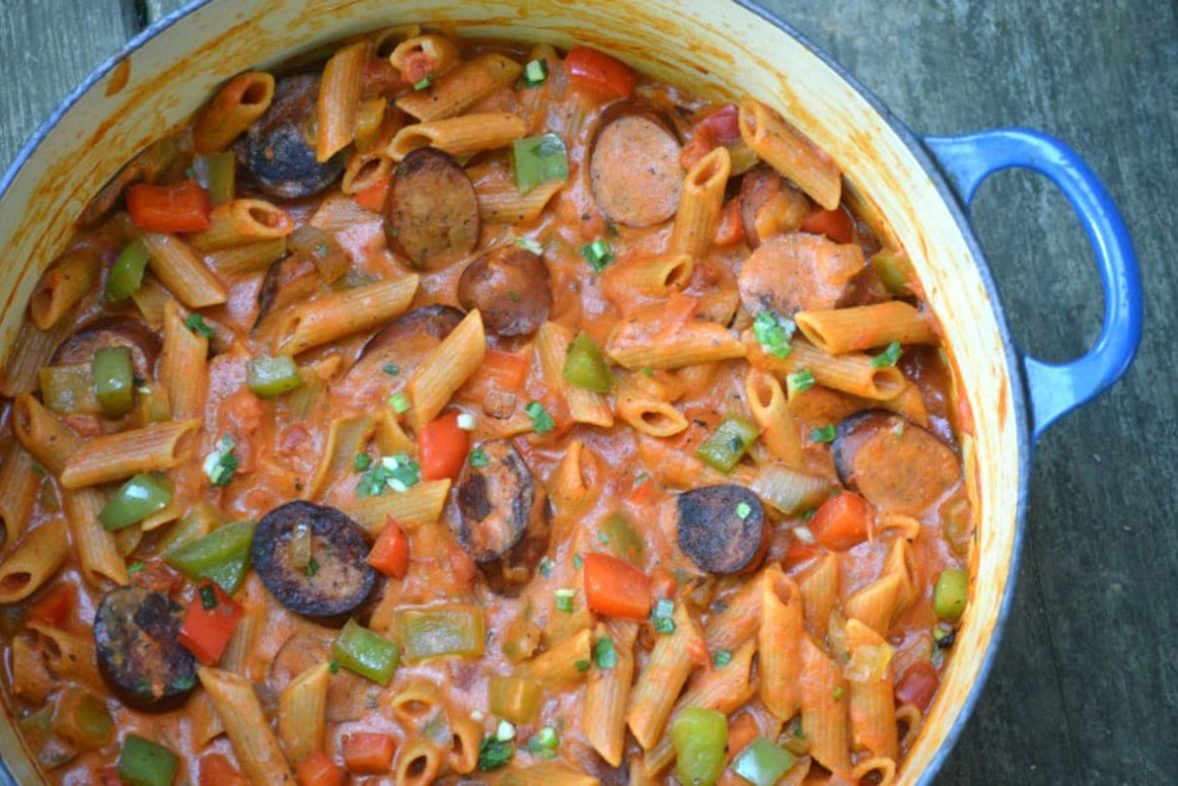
top-left (583, 552), bottom-right (652, 620)
top-left (783, 538), bottom-right (824, 570)
top-left (296, 751), bottom-right (345, 786)
top-left (125, 180), bottom-right (212, 233)
top-left (27, 584), bottom-right (76, 627)
top-left (178, 581), bottom-right (243, 665)
top-left (808, 492), bottom-right (872, 551)
top-left (800, 206), bottom-right (854, 244)
top-left (713, 198), bottom-right (745, 247)
top-left (566, 46), bottom-right (636, 99)
top-left (418, 410), bottom-right (471, 481)
top-left (895, 660), bottom-right (940, 711)
top-left (199, 753), bottom-right (247, 786)
top-left (368, 517), bottom-right (411, 579)
top-left (354, 174), bottom-right (390, 213)
top-left (697, 103), bottom-right (741, 146)
top-left (342, 732), bottom-right (395, 774)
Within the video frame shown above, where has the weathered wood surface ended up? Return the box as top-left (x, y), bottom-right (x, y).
top-left (0, 0), bottom-right (1174, 782)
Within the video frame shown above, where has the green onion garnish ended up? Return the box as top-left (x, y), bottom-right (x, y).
top-left (523, 59), bottom-right (549, 87)
top-left (753, 310), bottom-right (794, 359)
top-left (580, 237), bottom-right (615, 272)
top-left (870, 341), bottom-right (903, 368)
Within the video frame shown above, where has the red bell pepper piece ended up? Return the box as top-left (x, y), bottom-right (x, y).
top-left (125, 180), bottom-right (212, 233)
top-left (800, 206), bottom-right (854, 244)
top-left (418, 410), bottom-right (471, 481)
top-left (895, 660), bottom-right (940, 711)
top-left (368, 517), bottom-right (411, 579)
top-left (353, 174), bottom-right (390, 213)
top-left (342, 732), bottom-right (395, 774)
top-left (178, 581), bottom-right (242, 665)
top-left (583, 552), bottom-right (652, 620)
top-left (296, 751), bottom-right (344, 786)
top-left (808, 491), bottom-right (872, 551)
top-left (566, 46), bottom-right (636, 99)
top-left (27, 584), bottom-right (76, 627)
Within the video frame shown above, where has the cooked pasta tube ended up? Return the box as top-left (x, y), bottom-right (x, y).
top-left (194, 71), bottom-right (275, 153)
top-left (758, 566), bottom-right (803, 721)
top-left (745, 334), bottom-right (906, 401)
top-left (342, 147), bottom-right (394, 195)
top-left (703, 580), bottom-right (760, 653)
top-left (606, 253), bottom-right (693, 298)
top-left (129, 275), bottom-right (172, 327)
top-left (274, 275), bottom-right (419, 355)
top-left (387, 677), bottom-right (442, 724)
top-left (63, 488), bottom-right (128, 587)
top-left (60, 419), bottom-right (199, 489)
top-left (795, 301), bottom-right (937, 354)
top-left (13, 393), bottom-right (82, 476)
top-left (390, 34), bottom-right (459, 77)
top-left (221, 601), bottom-right (261, 676)
top-left (744, 368), bottom-right (804, 467)
top-left (845, 571), bottom-right (906, 637)
top-left (853, 757), bottom-right (897, 786)
top-left (394, 736), bottom-right (443, 786)
top-left (307, 413), bottom-right (412, 501)
top-left (406, 309), bottom-right (486, 429)
top-left (525, 626), bottom-right (592, 685)
top-left (205, 237), bottom-right (289, 274)
top-left (396, 52), bottom-right (522, 121)
top-left (738, 96), bottom-right (841, 210)
top-left (474, 169), bottom-right (564, 224)
top-left (799, 634), bottom-right (851, 776)
top-left (582, 622), bottom-right (637, 766)
top-left (0, 441), bottom-right (39, 544)
top-left (278, 662), bottom-right (330, 765)
top-left (343, 479), bottom-right (451, 534)
top-left (844, 618), bottom-right (899, 761)
top-left (317, 40), bottom-right (368, 162)
top-left (896, 703), bottom-right (923, 750)
top-left (11, 636), bottom-right (52, 704)
top-left (0, 520), bottom-right (69, 603)
top-left (536, 321), bottom-right (613, 428)
top-left (670, 146), bottom-right (731, 260)
top-left (1, 310), bottom-right (76, 397)
top-left (185, 199), bottom-right (294, 252)
top-left (882, 538), bottom-right (918, 610)
top-left (614, 374), bottom-right (687, 438)
top-left (28, 248), bottom-right (100, 329)
top-left (490, 763), bottom-right (602, 786)
top-left (387, 112), bottom-right (527, 161)
top-left (446, 706), bottom-right (482, 774)
top-left (142, 232), bottom-right (228, 308)
top-left (190, 692), bottom-right (226, 750)
top-left (28, 620), bottom-right (104, 691)
top-left (626, 600), bottom-right (703, 749)
top-left (797, 553), bottom-right (840, 635)
top-left (199, 666), bottom-right (297, 785)
top-left (607, 316), bottom-right (746, 370)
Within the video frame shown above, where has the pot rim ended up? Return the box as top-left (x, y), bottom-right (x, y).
top-left (0, 1), bottom-right (1032, 783)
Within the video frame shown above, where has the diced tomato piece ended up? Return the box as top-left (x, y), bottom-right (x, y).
top-left (783, 538), bottom-right (824, 570)
top-left (342, 732), bottom-right (395, 774)
top-left (418, 410), bottom-right (471, 481)
top-left (178, 581), bottom-right (243, 665)
top-left (583, 552), bottom-right (652, 620)
top-left (199, 753), bottom-right (247, 786)
top-left (125, 180), bottom-right (212, 233)
top-left (368, 517), bottom-right (411, 579)
top-left (713, 198), bottom-right (745, 247)
top-left (800, 206), bottom-right (854, 244)
top-left (808, 492), bottom-right (872, 551)
top-left (895, 660), bottom-right (940, 711)
top-left (354, 174), bottom-right (390, 213)
top-left (27, 584), bottom-right (76, 627)
top-left (566, 46), bottom-right (636, 99)
top-left (697, 103), bottom-right (741, 146)
top-left (296, 750), bottom-right (345, 786)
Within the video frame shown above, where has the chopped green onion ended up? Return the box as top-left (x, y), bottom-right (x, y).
top-left (592, 636), bottom-right (617, 669)
top-left (527, 726), bottom-right (559, 758)
top-left (495, 720), bottom-right (516, 742)
top-left (786, 368), bottom-right (816, 396)
top-left (713, 650), bottom-right (732, 668)
top-left (353, 452), bottom-right (372, 471)
top-left (810, 424), bottom-right (836, 444)
top-left (469, 447), bottom-right (489, 468)
top-left (511, 133), bottom-right (569, 193)
top-left (382, 363), bottom-right (400, 375)
top-left (832, 685), bottom-right (845, 700)
top-left (801, 508), bottom-right (817, 522)
top-left (736, 501), bottom-right (753, 520)
top-left (572, 554), bottom-right (583, 569)
top-left (328, 660), bottom-right (339, 674)
top-left (199, 584), bottom-right (218, 610)
top-left (596, 530), bottom-right (609, 544)
top-left (127, 561), bottom-right (145, 574)
top-left (753, 310), bottom-right (795, 359)
top-left (538, 557), bottom-right (554, 578)
top-left (515, 236), bottom-right (543, 255)
top-left (93, 347), bottom-right (135, 417)
top-left (525, 400), bottom-right (555, 435)
top-left (413, 74), bottom-right (434, 90)
top-left (523, 58), bottom-right (549, 87)
top-left (306, 556), bottom-right (319, 577)
top-left (105, 239), bottom-right (149, 302)
top-left (554, 588), bottom-right (575, 613)
top-left (389, 392), bottom-right (411, 414)
top-left (870, 340), bottom-right (903, 368)
top-left (574, 659), bottom-right (591, 673)
top-left (184, 313), bottom-right (215, 341)
top-left (580, 237), bottom-right (615, 272)
top-left (478, 736), bottom-right (514, 771)
top-left (651, 599), bottom-right (675, 634)
top-left (562, 331), bottom-right (612, 392)
top-left (696, 417), bottom-right (760, 473)
top-left (203, 435), bottom-right (238, 486)
top-left (640, 366), bottom-right (654, 377)
top-left (456, 412), bottom-right (476, 430)
top-left (356, 453), bottom-right (421, 497)
top-left (731, 737), bottom-right (796, 786)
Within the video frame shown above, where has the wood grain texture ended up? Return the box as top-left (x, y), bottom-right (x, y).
top-left (1, 0), bottom-right (1175, 783)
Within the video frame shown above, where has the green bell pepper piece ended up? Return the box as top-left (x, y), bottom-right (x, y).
top-left (695, 417), bottom-right (760, 473)
top-left (39, 364), bottom-right (101, 415)
top-left (99, 473), bottom-right (173, 531)
top-left (158, 501), bottom-right (223, 555)
top-left (672, 707), bottom-right (728, 786)
top-left (730, 737), bottom-right (795, 786)
top-left (191, 152), bottom-right (236, 206)
top-left (511, 133), bottom-right (568, 193)
top-left (562, 331), bottom-right (612, 393)
top-left (394, 604), bottom-right (486, 663)
top-left (92, 347), bottom-right (135, 417)
top-left (331, 618), bottom-right (400, 685)
top-left (164, 519), bottom-right (255, 594)
top-left (105, 238), bottom-right (149, 302)
top-left (598, 513), bottom-right (643, 565)
top-left (246, 355), bottom-right (303, 398)
top-left (117, 735), bottom-right (179, 786)
top-left (933, 568), bottom-right (969, 622)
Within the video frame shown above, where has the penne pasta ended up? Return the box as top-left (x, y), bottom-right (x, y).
top-left (278, 662), bottom-right (330, 765)
top-left (142, 232), bottom-right (228, 308)
top-left (158, 299), bottom-right (208, 462)
top-left (307, 412), bottom-right (412, 501)
top-left (390, 34), bottom-right (459, 78)
top-left (60, 419), bottom-right (200, 489)
top-left (274, 275), bottom-right (419, 356)
top-left (342, 146), bottom-right (394, 194)
top-left (525, 626), bottom-right (592, 685)
top-left (62, 488), bottom-right (129, 587)
top-left (490, 762), bottom-right (602, 786)
top-left (387, 677), bottom-right (442, 724)
top-left (845, 572), bottom-right (905, 638)
top-left (387, 112), bottom-right (527, 161)
top-left (396, 52), bottom-right (522, 121)
top-left (844, 618), bottom-right (899, 761)
top-left (797, 553), bottom-right (840, 635)
top-left (11, 635), bottom-right (53, 704)
top-left (703, 580), bottom-right (761, 653)
top-left (185, 199), bottom-right (294, 252)
top-left (194, 71), bottom-right (276, 153)
top-left (199, 666), bottom-right (297, 785)
top-left (744, 368), bottom-right (804, 467)
top-left (582, 621), bottom-right (637, 766)
top-left (605, 253), bottom-right (693, 298)
top-left (27, 248), bottom-right (99, 330)
top-left (406, 308), bottom-right (486, 429)
top-left (28, 621), bottom-right (104, 692)
top-left (446, 706), bottom-right (482, 774)
top-left (627, 600), bottom-right (703, 749)
top-left (795, 301), bottom-right (937, 355)
top-left (614, 374), bottom-right (687, 438)
top-left (607, 316), bottom-right (746, 370)
top-left (394, 736), bottom-right (443, 786)
top-left (548, 440), bottom-right (601, 517)
top-left (745, 334), bottom-right (906, 401)
top-left (758, 566), bottom-right (803, 721)
top-left (536, 321), bottom-right (613, 428)
top-left (1, 310), bottom-right (76, 397)
top-left (799, 634), bottom-right (851, 776)
top-left (317, 40), bottom-right (369, 162)
top-left (0, 441), bottom-right (39, 545)
top-left (343, 479), bottom-right (451, 534)
top-left (190, 692), bottom-right (226, 750)
top-left (473, 164), bottom-right (565, 224)
top-left (13, 393), bottom-right (82, 476)
top-left (129, 275), bottom-right (172, 328)
top-left (205, 237), bottom-right (289, 274)
top-left (853, 757), bottom-right (897, 786)
top-left (0, 519), bottom-right (69, 603)
top-left (738, 96), bottom-right (841, 210)
top-left (670, 146), bottom-right (731, 260)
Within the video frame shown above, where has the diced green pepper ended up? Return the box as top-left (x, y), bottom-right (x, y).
top-left (933, 568), bottom-right (969, 622)
top-left (871, 247), bottom-right (916, 295)
top-left (730, 737), bottom-right (795, 786)
top-left (562, 331), bottom-right (612, 393)
top-left (191, 152), bottom-right (236, 206)
top-left (163, 519), bottom-right (255, 594)
top-left (99, 473), bottom-right (173, 531)
top-left (672, 707), bottom-right (728, 786)
top-left (52, 689), bottom-right (113, 750)
top-left (598, 513), bottom-right (643, 565)
top-left (93, 347), bottom-right (135, 417)
top-left (393, 604), bottom-right (486, 663)
top-left (511, 133), bottom-right (568, 193)
top-left (117, 735), bottom-right (179, 786)
top-left (246, 355), bottom-right (303, 398)
top-left (39, 364), bottom-right (101, 415)
top-left (695, 417), bottom-right (760, 473)
top-left (105, 238), bottom-right (149, 302)
top-left (488, 674), bottom-right (543, 724)
top-left (332, 618), bottom-right (399, 685)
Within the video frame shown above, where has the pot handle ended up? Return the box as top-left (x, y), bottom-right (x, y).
top-left (923, 129), bottom-right (1142, 443)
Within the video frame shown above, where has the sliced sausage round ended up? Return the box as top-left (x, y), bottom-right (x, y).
top-left (240, 75), bottom-right (345, 199)
top-left (52, 316), bottom-right (161, 378)
top-left (254, 253), bottom-right (316, 330)
top-left (737, 232), bottom-right (865, 317)
top-left (589, 101), bottom-right (682, 227)
top-left (386, 148), bottom-right (480, 271)
top-left (453, 440), bottom-right (549, 595)
top-left (347, 304), bottom-right (464, 381)
top-left (677, 484), bottom-right (765, 574)
top-left (93, 586), bottom-right (197, 712)
top-left (833, 410), bottom-right (962, 516)
top-left (456, 246), bottom-right (551, 336)
top-left (251, 501), bottom-right (376, 620)
top-left (739, 165), bottom-right (810, 248)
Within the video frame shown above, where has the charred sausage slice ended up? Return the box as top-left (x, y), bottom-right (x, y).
top-left (347, 304), bottom-right (464, 382)
top-left (589, 101), bottom-right (682, 227)
top-left (737, 232), bottom-right (865, 317)
top-left (251, 501), bottom-right (376, 620)
top-left (254, 253), bottom-right (316, 330)
top-left (52, 316), bottom-right (161, 378)
top-left (240, 75), bottom-right (345, 199)
top-left (456, 246), bottom-right (551, 337)
top-left (386, 148), bottom-right (480, 271)
top-left (93, 586), bottom-right (197, 712)
top-left (739, 165), bottom-right (810, 248)
top-left (453, 440), bottom-right (549, 595)
top-left (833, 410), bottom-right (962, 516)
top-left (677, 484), bottom-right (765, 574)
